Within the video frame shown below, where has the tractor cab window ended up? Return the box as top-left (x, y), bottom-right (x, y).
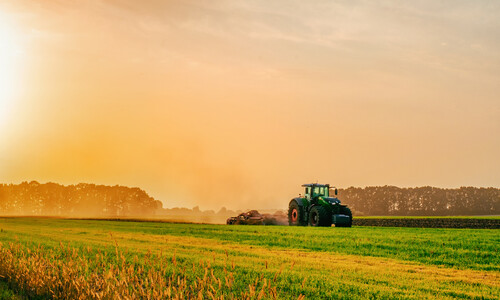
top-left (312, 186), bottom-right (328, 197)
top-left (313, 187), bottom-right (320, 196)
top-left (305, 187), bottom-right (311, 199)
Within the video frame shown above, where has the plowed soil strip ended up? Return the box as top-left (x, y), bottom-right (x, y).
top-left (354, 218), bottom-right (500, 228)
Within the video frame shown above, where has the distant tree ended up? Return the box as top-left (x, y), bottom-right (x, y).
top-left (217, 207), bottom-right (228, 215)
top-left (0, 182), bottom-right (163, 217)
top-left (337, 186), bottom-right (500, 216)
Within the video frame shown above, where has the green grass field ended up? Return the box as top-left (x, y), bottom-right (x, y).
top-left (0, 217), bottom-right (498, 299)
top-left (0, 281), bottom-right (19, 300)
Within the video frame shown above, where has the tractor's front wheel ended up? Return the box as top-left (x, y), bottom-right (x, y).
top-left (288, 201), bottom-right (306, 226)
top-left (336, 206), bottom-right (353, 227)
top-left (309, 206), bottom-right (331, 227)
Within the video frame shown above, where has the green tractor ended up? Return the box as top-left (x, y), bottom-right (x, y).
top-left (288, 183), bottom-right (352, 227)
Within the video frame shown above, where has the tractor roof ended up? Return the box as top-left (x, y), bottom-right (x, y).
top-left (301, 183), bottom-right (330, 187)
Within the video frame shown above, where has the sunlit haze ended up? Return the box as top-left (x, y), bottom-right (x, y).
top-left (0, 1), bottom-right (499, 210)
top-left (0, 10), bottom-right (23, 129)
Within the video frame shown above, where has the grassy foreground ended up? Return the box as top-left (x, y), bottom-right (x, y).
top-left (0, 281), bottom-right (20, 300)
top-left (0, 218), bottom-right (498, 299)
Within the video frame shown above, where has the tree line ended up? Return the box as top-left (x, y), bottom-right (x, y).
top-left (338, 186), bottom-right (499, 216)
top-left (0, 181), bottom-right (162, 217)
top-left (0, 182), bottom-right (498, 217)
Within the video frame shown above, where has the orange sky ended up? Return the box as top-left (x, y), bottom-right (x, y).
top-left (0, 1), bottom-right (499, 210)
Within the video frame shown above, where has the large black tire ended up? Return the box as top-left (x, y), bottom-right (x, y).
top-left (288, 201), bottom-right (307, 226)
top-left (336, 206), bottom-right (353, 227)
top-left (309, 206), bottom-right (331, 227)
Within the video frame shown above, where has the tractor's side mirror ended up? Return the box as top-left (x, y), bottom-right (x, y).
top-left (335, 188), bottom-right (338, 196)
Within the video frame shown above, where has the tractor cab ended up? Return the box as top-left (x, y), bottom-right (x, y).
top-left (302, 183), bottom-right (337, 201)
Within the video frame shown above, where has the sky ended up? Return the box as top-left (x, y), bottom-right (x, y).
top-left (0, 0), bottom-right (499, 210)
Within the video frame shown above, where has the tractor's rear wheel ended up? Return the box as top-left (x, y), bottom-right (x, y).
top-left (336, 206), bottom-right (353, 227)
top-left (309, 206), bottom-right (331, 227)
top-left (288, 201), bottom-right (306, 226)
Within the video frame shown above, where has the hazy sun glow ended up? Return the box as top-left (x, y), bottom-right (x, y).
top-left (0, 1), bottom-right (499, 210)
top-left (0, 11), bottom-right (22, 128)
